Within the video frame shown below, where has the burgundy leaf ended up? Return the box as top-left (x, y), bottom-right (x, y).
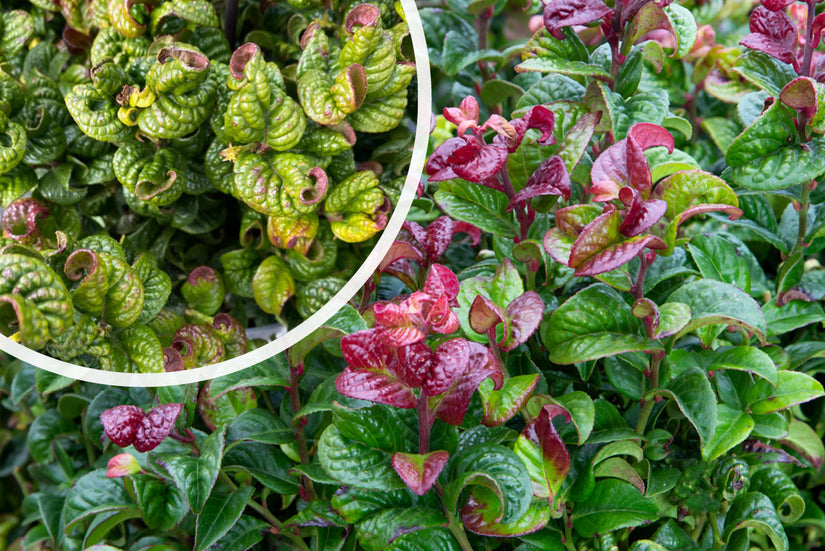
top-left (469, 295), bottom-right (506, 336)
top-left (813, 13), bottom-right (825, 48)
top-left (498, 106), bottom-right (556, 152)
top-left (335, 367), bottom-right (417, 408)
top-left (780, 77), bottom-right (818, 122)
top-left (453, 141), bottom-right (509, 183)
top-left (163, 347), bottom-right (185, 372)
top-left (522, 405), bottom-right (570, 499)
top-left (391, 451), bottom-right (450, 496)
top-left (424, 137), bottom-right (463, 182)
top-left (374, 302), bottom-right (425, 347)
top-left (397, 340), bottom-right (433, 388)
top-left (502, 291), bottom-right (544, 351)
top-left (429, 342), bottom-right (503, 425)
top-left (426, 135), bottom-right (508, 183)
top-left (377, 241), bottom-right (425, 274)
top-left (569, 205), bottom-right (621, 269)
top-left (444, 96), bottom-right (480, 136)
top-left (425, 338), bottom-right (471, 396)
top-left (2, 198), bottom-right (50, 245)
top-left (508, 156), bottom-right (571, 211)
top-left (621, 0), bottom-right (673, 26)
top-left (134, 403), bottom-right (182, 452)
top-left (554, 204), bottom-right (603, 237)
top-left (101, 405), bottom-right (144, 448)
top-left (618, 187), bottom-right (667, 237)
top-left (740, 6), bottom-right (798, 69)
top-left (574, 234), bottom-right (666, 276)
top-left (761, 0), bottom-right (794, 11)
top-left (422, 264), bottom-right (460, 301)
top-left (341, 329), bottom-right (398, 371)
top-left (421, 216), bottom-right (482, 263)
top-left (422, 293), bottom-right (460, 335)
top-left (543, 0), bottom-right (614, 40)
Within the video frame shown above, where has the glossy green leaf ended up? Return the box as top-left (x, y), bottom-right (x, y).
top-left (160, 429), bottom-right (225, 514)
top-left (722, 492), bottom-right (788, 551)
top-left (318, 425), bottom-right (404, 490)
top-left (461, 487), bottom-right (551, 536)
top-left (517, 28), bottom-right (609, 80)
top-left (222, 441), bottom-right (298, 495)
top-left (652, 367), bottom-right (716, 446)
top-left (751, 468), bottom-right (804, 523)
top-left (226, 409), bottom-right (293, 446)
top-left (688, 234), bottom-right (750, 293)
top-left (64, 470), bottom-right (137, 532)
top-left (701, 404), bottom-right (753, 462)
top-left (724, 137), bottom-right (825, 191)
top-left (27, 409), bottom-right (76, 463)
top-left (434, 180), bottom-right (518, 239)
top-left (132, 475), bottom-right (188, 532)
top-left (252, 256), bottom-right (295, 316)
top-left (194, 486), bottom-right (254, 551)
top-left (748, 370), bottom-right (824, 414)
top-left (572, 479), bottom-right (657, 538)
top-left (479, 375), bottom-right (538, 427)
top-left (210, 515), bottom-right (268, 551)
top-left (356, 508), bottom-right (448, 551)
top-left (763, 300), bottom-right (825, 336)
top-left (779, 418), bottom-right (824, 468)
top-left (542, 284), bottom-right (659, 365)
top-left (733, 51), bottom-right (797, 97)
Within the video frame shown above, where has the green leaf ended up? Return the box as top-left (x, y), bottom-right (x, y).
top-left (252, 256), bottom-right (296, 316)
top-left (27, 410), bottom-right (76, 463)
top-left (160, 428), bottom-right (225, 514)
top-left (318, 425), bottom-right (405, 491)
top-left (763, 300), bottom-right (825, 336)
top-left (666, 279), bottom-right (766, 343)
top-left (222, 441), bottom-right (299, 495)
top-left (542, 284), bottom-right (660, 365)
top-left (444, 443), bottom-right (532, 524)
top-left (479, 375), bottom-right (538, 427)
top-left (780, 418), bottom-right (824, 468)
top-left (706, 346), bottom-right (778, 385)
top-left (701, 404), bottom-right (753, 462)
top-left (210, 515), bottom-right (268, 551)
top-left (434, 180), bottom-right (518, 238)
top-left (723, 137), bottom-right (825, 191)
top-left (355, 508), bottom-right (449, 551)
top-left (688, 234), bottom-right (750, 293)
top-left (387, 527), bottom-right (461, 551)
top-left (625, 3), bottom-right (697, 59)
top-left (652, 367), bottom-right (716, 446)
top-left (442, 29), bottom-right (501, 76)
top-left (195, 486), bottom-right (254, 551)
top-left (515, 75), bottom-right (585, 111)
top-left (751, 468), bottom-right (804, 523)
top-left (517, 28), bottom-right (608, 80)
top-left (132, 475), bottom-right (188, 532)
top-left (226, 409), bottom-right (293, 446)
top-left (63, 470), bottom-right (137, 532)
top-left (726, 98), bottom-right (795, 167)
top-left (722, 492), bottom-right (788, 551)
top-left (733, 51), bottom-right (797, 97)
top-left (572, 479), bottom-right (657, 538)
top-left (461, 488), bottom-right (551, 536)
top-left (748, 370), bottom-right (824, 414)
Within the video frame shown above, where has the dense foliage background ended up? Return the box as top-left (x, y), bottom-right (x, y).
top-left (2, 0), bottom-right (825, 550)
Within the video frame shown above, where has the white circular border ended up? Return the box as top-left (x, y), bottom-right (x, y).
top-left (0, 1), bottom-right (432, 387)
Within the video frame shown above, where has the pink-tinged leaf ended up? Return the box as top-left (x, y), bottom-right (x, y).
top-left (391, 451), bottom-right (450, 495)
top-left (632, 297), bottom-right (660, 334)
top-left (461, 486), bottom-right (551, 536)
top-left (134, 403), bottom-right (182, 452)
top-left (444, 96), bottom-right (480, 136)
top-left (480, 374), bottom-right (539, 427)
top-left (425, 338), bottom-right (471, 396)
top-left (341, 329), bottom-right (398, 370)
top-left (514, 405), bottom-right (570, 500)
top-left (740, 6), bottom-right (798, 68)
top-left (421, 217), bottom-right (481, 264)
top-left (106, 453), bottom-right (141, 478)
top-left (543, 0), bottom-right (613, 40)
top-left (469, 295), bottom-right (506, 336)
top-left (554, 204), bottom-right (603, 237)
top-left (101, 405), bottom-right (144, 448)
top-left (378, 326), bottom-right (427, 347)
top-left (2, 198), bottom-right (49, 245)
top-left (335, 367), bottom-right (417, 408)
top-left (591, 124), bottom-right (673, 200)
top-left (780, 77), bottom-right (818, 122)
top-left (422, 264), bottom-right (460, 300)
top-left (542, 228), bottom-right (575, 266)
top-left (568, 205), bottom-right (622, 269)
top-left (453, 141), bottom-right (509, 183)
top-left (429, 342), bottom-right (503, 425)
top-left (618, 188), bottom-right (667, 237)
top-left (422, 294), bottom-right (460, 335)
top-left (163, 347), bottom-right (185, 372)
top-left (627, 123), bottom-right (675, 153)
top-left (574, 235), bottom-right (666, 276)
top-left (813, 13), bottom-right (825, 47)
top-left (762, 0), bottom-right (794, 11)
top-left (508, 156), bottom-right (571, 211)
top-left (377, 241), bottom-right (424, 273)
top-left (502, 291), bottom-right (544, 351)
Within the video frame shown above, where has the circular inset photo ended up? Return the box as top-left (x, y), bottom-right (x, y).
top-left (0, 0), bottom-right (430, 385)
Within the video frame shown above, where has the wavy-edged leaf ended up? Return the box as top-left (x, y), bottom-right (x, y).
top-left (722, 492), bottom-right (788, 551)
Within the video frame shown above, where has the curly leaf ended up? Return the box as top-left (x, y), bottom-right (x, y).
top-left (66, 84), bottom-right (133, 143)
top-left (99, 252), bottom-right (145, 328)
top-left (182, 266), bottom-right (225, 316)
top-left (0, 112), bottom-right (26, 175)
top-left (132, 253), bottom-right (171, 324)
top-left (252, 256), bottom-right (295, 316)
top-left (107, 0), bottom-right (148, 38)
top-left (326, 170), bottom-right (389, 242)
top-left (116, 324), bottom-right (164, 373)
top-left (349, 91), bottom-right (408, 133)
top-left (171, 323), bottom-right (225, 368)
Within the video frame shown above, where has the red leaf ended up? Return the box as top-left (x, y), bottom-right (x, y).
top-left (377, 241), bottom-right (424, 274)
top-left (422, 294), bottom-right (460, 335)
top-left (391, 451), bottom-right (450, 495)
top-left (761, 0), bottom-right (794, 11)
top-left (503, 291), bottom-right (544, 351)
top-left (522, 405), bottom-right (570, 499)
top-left (430, 342), bottom-right (503, 425)
top-left (574, 234), bottom-right (666, 276)
top-left (569, 205), bottom-right (621, 269)
top-left (2, 198), bottom-right (49, 245)
top-left (425, 338), bottom-right (471, 396)
top-left (508, 156), bottom-right (571, 211)
top-left (134, 403), bottom-right (182, 452)
top-left (618, 187), bottom-right (667, 237)
top-left (341, 329), bottom-right (398, 370)
top-left (452, 140), bottom-right (509, 183)
top-left (740, 6), bottom-right (798, 69)
top-left (422, 264), bottom-right (460, 301)
top-left (424, 137), bottom-right (463, 182)
top-left (422, 217), bottom-right (481, 264)
top-left (500, 106), bottom-right (556, 152)
top-left (101, 405), bottom-right (144, 448)
top-left (543, 0), bottom-right (613, 40)
top-left (397, 340), bottom-right (433, 388)
top-left (335, 367), bottom-right (417, 408)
